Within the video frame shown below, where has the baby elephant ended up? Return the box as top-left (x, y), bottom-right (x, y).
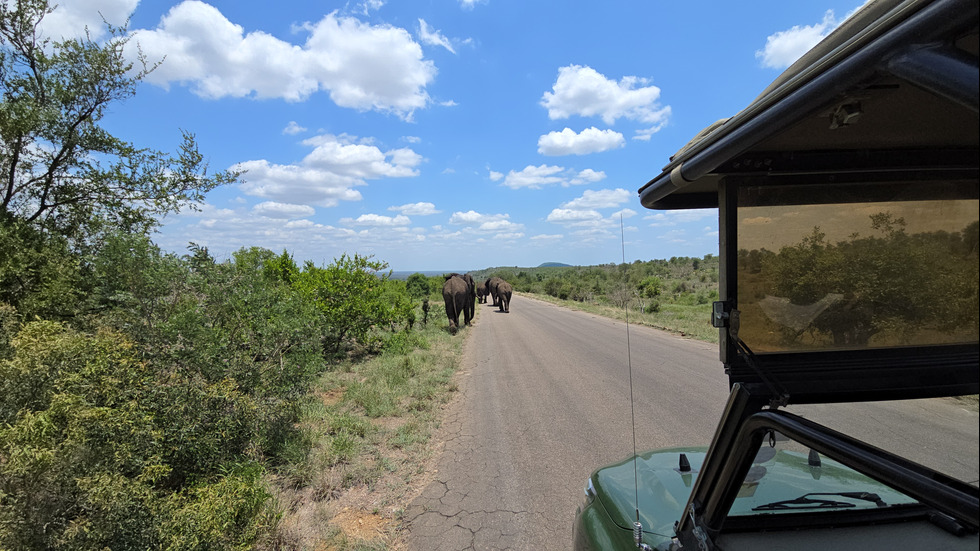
top-left (496, 281), bottom-right (513, 313)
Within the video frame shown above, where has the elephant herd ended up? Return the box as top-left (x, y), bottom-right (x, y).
top-left (442, 273), bottom-right (513, 334)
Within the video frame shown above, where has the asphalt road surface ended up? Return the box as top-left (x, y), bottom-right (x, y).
top-left (403, 294), bottom-right (979, 550)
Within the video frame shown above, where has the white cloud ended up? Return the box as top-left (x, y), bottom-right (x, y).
top-left (613, 208), bottom-right (637, 220)
top-left (561, 188), bottom-right (631, 209)
top-left (493, 232), bottom-right (525, 240)
top-left (418, 19), bottom-right (456, 54)
top-left (283, 121), bottom-right (307, 135)
top-left (390, 202), bottom-right (440, 215)
top-left (41, 0), bottom-right (137, 40)
top-left (538, 127), bottom-right (625, 156)
top-left (570, 168), bottom-right (606, 185)
top-left (541, 65), bottom-right (671, 138)
top-left (355, 0), bottom-right (386, 16)
top-left (236, 133), bottom-right (421, 207)
top-left (301, 134), bottom-right (422, 178)
top-left (546, 208), bottom-right (603, 224)
top-left (449, 210), bottom-right (506, 225)
top-left (498, 165), bottom-right (606, 189)
top-left (458, 0), bottom-right (486, 10)
top-left (251, 201), bottom-right (315, 219)
top-left (155, 201), bottom-right (359, 261)
top-left (448, 211), bottom-right (524, 235)
top-left (340, 213), bottom-right (411, 227)
top-left (129, 2), bottom-right (434, 117)
top-left (756, 10), bottom-right (840, 69)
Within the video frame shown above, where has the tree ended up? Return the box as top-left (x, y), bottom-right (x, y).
top-left (405, 272), bottom-right (430, 299)
top-left (0, 0), bottom-right (237, 244)
top-left (294, 253), bottom-right (394, 354)
top-left (638, 276), bottom-right (663, 298)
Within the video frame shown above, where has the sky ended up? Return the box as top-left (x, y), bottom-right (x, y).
top-left (40, 0), bottom-right (870, 271)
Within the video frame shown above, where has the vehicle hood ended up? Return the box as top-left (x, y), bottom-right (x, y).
top-left (592, 447), bottom-right (707, 538)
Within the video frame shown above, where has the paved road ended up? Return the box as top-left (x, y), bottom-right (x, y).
top-left (403, 294), bottom-right (979, 550)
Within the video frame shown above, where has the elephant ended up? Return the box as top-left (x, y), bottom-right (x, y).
top-left (476, 281), bottom-right (488, 303)
top-left (443, 273), bottom-right (476, 333)
top-left (486, 276), bottom-right (504, 306)
top-left (496, 281), bottom-right (513, 313)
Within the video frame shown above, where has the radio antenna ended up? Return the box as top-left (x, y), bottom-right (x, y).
top-left (620, 216), bottom-right (644, 539)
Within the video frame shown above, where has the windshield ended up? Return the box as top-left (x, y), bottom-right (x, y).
top-left (735, 180), bottom-right (979, 353)
top-left (727, 431), bottom-right (919, 517)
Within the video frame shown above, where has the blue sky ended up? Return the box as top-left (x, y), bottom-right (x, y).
top-left (43, 0), bottom-right (869, 271)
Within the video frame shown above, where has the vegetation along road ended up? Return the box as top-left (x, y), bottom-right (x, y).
top-left (403, 293), bottom-right (979, 550)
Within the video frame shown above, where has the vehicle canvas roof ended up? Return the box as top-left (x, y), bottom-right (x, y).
top-left (637, 0), bottom-right (978, 403)
top-left (638, 0), bottom-right (978, 210)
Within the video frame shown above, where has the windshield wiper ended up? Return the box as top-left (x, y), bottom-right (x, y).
top-left (753, 492), bottom-right (886, 511)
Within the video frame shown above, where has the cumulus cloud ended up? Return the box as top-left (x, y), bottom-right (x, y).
top-left (537, 127), bottom-right (625, 156)
top-left (236, 133), bottom-right (421, 207)
top-left (283, 121), bottom-right (307, 135)
top-left (340, 213), bottom-right (411, 227)
top-left (448, 211), bottom-right (524, 235)
top-left (154, 201), bottom-right (361, 261)
top-left (356, 0), bottom-right (386, 16)
top-left (756, 10), bottom-right (843, 69)
top-left (251, 201), bottom-right (315, 219)
top-left (418, 19), bottom-right (456, 54)
top-left (390, 202), bottom-right (440, 215)
top-left (561, 188), bottom-right (631, 210)
top-left (498, 165), bottom-right (606, 189)
top-left (449, 210), bottom-right (505, 225)
top-left (129, 1), bottom-right (435, 117)
top-left (613, 208), bottom-right (637, 220)
top-left (541, 65), bottom-right (671, 138)
top-left (546, 208), bottom-right (603, 225)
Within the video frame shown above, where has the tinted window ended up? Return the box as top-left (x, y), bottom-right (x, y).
top-left (735, 180), bottom-right (979, 353)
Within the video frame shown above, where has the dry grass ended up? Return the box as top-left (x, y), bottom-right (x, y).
top-left (265, 313), bottom-right (466, 550)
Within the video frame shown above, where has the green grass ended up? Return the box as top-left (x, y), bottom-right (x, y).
top-left (525, 292), bottom-right (719, 343)
top-left (268, 308), bottom-right (463, 549)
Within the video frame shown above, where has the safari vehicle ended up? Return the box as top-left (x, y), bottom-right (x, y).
top-left (573, 0), bottom-right (979, 549)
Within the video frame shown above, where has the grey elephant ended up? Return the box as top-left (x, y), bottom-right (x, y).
top-left (443, 273), bottom-right (476, 333)
top-left (496, 281), bottom-right (513, 313)
top-left (476, 281), bottom-right (488, 303)
top-left (486, 276), bottom-right (504, 306)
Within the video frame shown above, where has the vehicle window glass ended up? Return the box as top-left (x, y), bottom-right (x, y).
top-left (735, 180), bottom-right (979, 353)
top-left (727, 431), bottom-right (919, 517)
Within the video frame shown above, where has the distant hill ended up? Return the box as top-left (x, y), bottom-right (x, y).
top-left (537, 262), bottom-right (571, 268)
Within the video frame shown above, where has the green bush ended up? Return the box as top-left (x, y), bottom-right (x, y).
top-left (294, 253), bottom-right (402, 355)
top-left (159, 464), bottom-right (275, 551)
top-left (0, 322), bottom-right (165, 549)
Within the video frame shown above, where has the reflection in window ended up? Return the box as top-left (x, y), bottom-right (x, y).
top-left (736, 183), bottom-right (979, 353)
top-left (727, 432), bottom-right (919, 517)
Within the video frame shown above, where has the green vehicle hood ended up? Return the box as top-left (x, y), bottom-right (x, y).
top-left (592, 447), bottom-right (707, 539)
top-left (593, 444), bottom-right (920, 540)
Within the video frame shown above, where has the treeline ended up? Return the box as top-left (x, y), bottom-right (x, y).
top-left (0, 223), bottom-right (423, 549)
top-left (470, 255), bottom-right (720, 313)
